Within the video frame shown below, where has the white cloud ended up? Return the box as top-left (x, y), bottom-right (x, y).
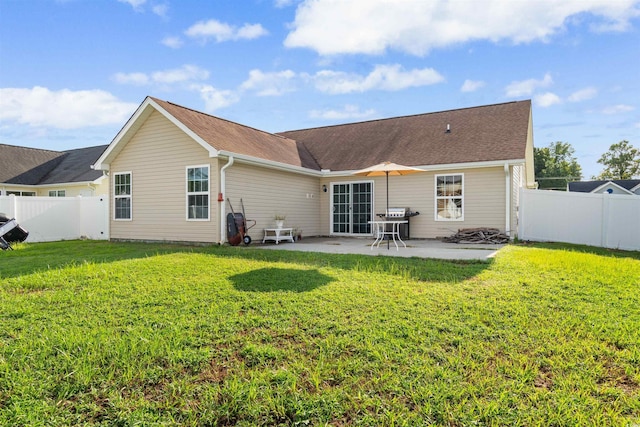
top-left (313, 64), bottom-right (444, 94)
top-left (112, 72), bottom-right (150, 85)
top-left (185, 19), bottom-right (268, 43)
top-left (460, 79), bottom-right (485, 93)
top-left (113, 65), bottom-right (209, 86)
top-left (152, 4), bottom-right (168, 18)
top-left (274, 0), bottom-right (295, 8)
top-left (151, 64), bottom-right (209, 84)
top-left (236, 24), bottom-right (269, 40)
top-left (505, 73), bottom-right (553, 97)
top-left (534, 92), bottom-right (562, 107)
top-left (194, 85), bottom-right (240, 112)
top-left (284, 0), bottom-right (640, 56)
top-left (118, 0), bottom-right (146, 11)
top-left (161, 36), bottom-right (183, 49)
top-left (568, 87), bottom-right (597, 102)
top-left (602, 104), bottom-right (635, 114)
top-left (309, 104), bottom-right (376, 120)
top-left (240, 69), bottom-right (297, 96)
top-left (0, 87), bottom-right (137, 129)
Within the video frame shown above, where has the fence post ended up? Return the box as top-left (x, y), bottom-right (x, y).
top-left (601, 193), bottom-right (609, 248)
top-left (9, 195), bottom-right (18, 220)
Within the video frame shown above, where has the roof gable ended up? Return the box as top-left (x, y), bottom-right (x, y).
top-left (95, 97), bottom-right (320, 171)
top-left (151, 98), bottom-right (320, 169)
top-left (278, 100), bottom-right (532, 171)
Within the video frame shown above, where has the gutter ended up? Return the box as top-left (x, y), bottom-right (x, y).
top-left (219, 156), bottom-right (234, 244)
top-left (216, 150), bottom-right (323, 177)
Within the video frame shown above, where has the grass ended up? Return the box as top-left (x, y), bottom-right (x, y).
top-left (0, 240), bottom-right (639, 426)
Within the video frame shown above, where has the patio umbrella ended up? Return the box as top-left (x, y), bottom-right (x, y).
top-left (353, 161), bottom-right (423, 248)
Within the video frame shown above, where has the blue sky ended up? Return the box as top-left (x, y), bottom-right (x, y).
top-left (1, 0), bottom-right (639, 179)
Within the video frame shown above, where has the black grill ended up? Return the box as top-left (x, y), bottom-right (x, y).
top-left (376, 207), bottom-right (420, 239)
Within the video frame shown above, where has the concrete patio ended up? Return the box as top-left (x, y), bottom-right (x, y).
top-left (254, 236), bottom-right (504, 261)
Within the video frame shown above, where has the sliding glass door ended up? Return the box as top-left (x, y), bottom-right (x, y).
top-left (331, 182), bottom-right (372, 235)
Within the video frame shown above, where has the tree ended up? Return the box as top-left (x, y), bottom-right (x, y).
top-left (596, 140), bottom-right (640, 180)
top-left (534, 141), bottom-right (583, 190)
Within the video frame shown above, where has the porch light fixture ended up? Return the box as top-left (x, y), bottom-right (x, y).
top-left (322, 185), bottom-right (328, 192)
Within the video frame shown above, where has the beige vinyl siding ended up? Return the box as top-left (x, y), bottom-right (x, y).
top-left (320, 167), bottom-right (506, 239)
top-left (224, 162), bottom-right (321, 239)
top-left (1, 178), bottom-right (108, 198)
top-left (110, 110), bottom-right (218, 243)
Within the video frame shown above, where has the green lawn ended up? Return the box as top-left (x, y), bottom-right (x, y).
top-left (1, 241), bottom-right (639, 426)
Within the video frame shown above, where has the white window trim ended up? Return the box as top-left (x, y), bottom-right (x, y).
top-left (113, 171), bottom-right (132, 221)
top-left (48, 189), bottom-right (66, 197)
top-left (186, 164), bottom-right (210, 221)
top-left (434, 173), bottom-right (464, 221)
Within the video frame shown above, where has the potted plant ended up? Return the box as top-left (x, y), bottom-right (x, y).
top-left (274, 214), bottom-right (286, 229)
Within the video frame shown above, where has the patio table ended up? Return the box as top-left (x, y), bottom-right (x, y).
top-left (262, 227), bottom-right (294, 244)
top-left (368, 220), bottom-right (408, 250)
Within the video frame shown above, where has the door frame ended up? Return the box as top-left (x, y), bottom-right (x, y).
top-left (329, 180), bottom-right (375, 236)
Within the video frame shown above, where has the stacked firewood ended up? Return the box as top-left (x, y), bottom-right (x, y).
top-left (443, 228), bottom-right (510, 244)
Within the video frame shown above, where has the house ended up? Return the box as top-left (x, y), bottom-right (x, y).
top-left (93, 97), bottom-right (535, 244)
top-left (0, 144), bottom-right (108, 197)
top-left (568, 179), bottom-right (640, 195)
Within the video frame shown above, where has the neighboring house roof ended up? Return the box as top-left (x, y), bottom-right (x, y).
top-left (0, 143), bottom-right (107, 185)
top-left (0, 144), bottom-right (64, 185)
top-left (151, 98), bottom-right (321, 170)
top-left (278, 100), bottom-right (532, 171)
top-left (568, 179), bottom-right (640, 194)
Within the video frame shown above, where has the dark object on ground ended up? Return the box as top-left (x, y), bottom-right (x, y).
top-left (443, 228), bottom-right (509, 244)
top-left (0, 214), bottom-right (29, 250)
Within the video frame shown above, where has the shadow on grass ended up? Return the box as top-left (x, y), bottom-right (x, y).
top-left (216, 247), bottom-right (493, 284)
top-left (516, 241), bottom-right (640, 260)
top-left (229, 267), bottom-right (334, 292)
top-left (0, 240), bottom-right (207, 279)
top-left (1, 240), bottom-right (492, 284)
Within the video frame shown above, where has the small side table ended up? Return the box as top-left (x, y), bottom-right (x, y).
top-left (262, 228), bottom-right (294, 244)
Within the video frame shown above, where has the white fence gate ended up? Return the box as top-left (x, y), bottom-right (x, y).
top-left (0, 195), bottom-right (109, 242)
top-left (519, 189), bottom-right (640, 251)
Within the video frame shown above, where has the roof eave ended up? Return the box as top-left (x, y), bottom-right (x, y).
top-left (321, 158), bottom-right (526, 177)
top-left (217, 150), bottom-right (323, 177)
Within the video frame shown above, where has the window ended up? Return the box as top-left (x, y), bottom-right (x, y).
top-left (435, 174), bottom-right (463, 221)
top-left (48, 190), bottom-right (66, 197)
top-left (186, 165), bottom-right (209, 220)
top-left (7, 191), bottom-right (36, 196)
top-left (114, 172), bottom-right (132, 220)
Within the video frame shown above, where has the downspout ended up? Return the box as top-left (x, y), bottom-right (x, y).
top-left (504, 163), bottom-right (511, 237)
top-left (219, 156), bottom-right (234, 244)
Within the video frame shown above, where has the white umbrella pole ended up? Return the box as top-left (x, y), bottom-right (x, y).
top-left (386, 171), bottom-right (389, 249)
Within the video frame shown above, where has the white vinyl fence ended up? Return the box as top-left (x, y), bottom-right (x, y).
top-left (519, 189), bottom-right (640, 251)
top-left (0, 195), bottom-right (109, 242)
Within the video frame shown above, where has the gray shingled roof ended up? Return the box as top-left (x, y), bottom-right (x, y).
top-left (568, 179), bottom-right (640, 193)
top-left (278, 100), bottom-right (532, 171)
top-left (0, 144), bottom-right (107, 185)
